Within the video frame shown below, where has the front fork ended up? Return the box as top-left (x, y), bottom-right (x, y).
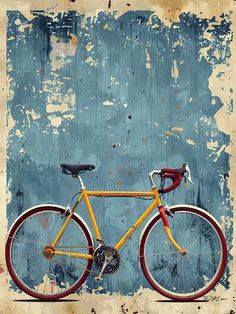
top-left (153, 188), bottom-right (186, 255)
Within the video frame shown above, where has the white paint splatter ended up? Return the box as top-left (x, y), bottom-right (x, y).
top-left (85, 42), bottom-right (94, 52)
top-left (14, 18), bottom-right (32, 33)
top-left (207, 140), bottom-right (219, 151)
top-left (103, 24), bottom-right (110, 30)
top-left (85, 56), bottom-right (97, 67)
top-left (7, 112), bottom-right (15, 129)
top-left (111, 76), bottom-right (120, 85)
top-left (172, 127), bottom-right (183, 132)
top-left (171, 60), bottom-right (179, 83)
top-left (63, 114), bottom-right (75, 120)
top-left (7, 36), bottom-right (15, 41)
top-left (48, 116), bottom-right (63, 128)
top-left (26, 109), bottom-right (41, 122)
top-left (186, 139), bottom-right (196, 145)
top-left (16, 129), bottom-right (24, 138)
top-left (211, 98), bottom-right (216, 105)
top-left (145, 48), bottom-right (152, 69)
top-left (103, 100), bottom-right (114, 106)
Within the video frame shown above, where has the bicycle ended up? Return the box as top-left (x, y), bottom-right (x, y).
top-left (5, 163), bottom-right (227, 301)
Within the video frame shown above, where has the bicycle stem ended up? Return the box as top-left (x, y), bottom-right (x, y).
top-left (153, 187), bottom-right (186, 256)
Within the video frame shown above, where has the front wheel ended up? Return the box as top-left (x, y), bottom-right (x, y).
top-left (140, 205), bottom-right (227, 301)
top-left (6, 205), bottom-right (94, 300)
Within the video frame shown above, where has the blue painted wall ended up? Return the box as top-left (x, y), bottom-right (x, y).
top-left (7, 11), bottom-right (232, 294)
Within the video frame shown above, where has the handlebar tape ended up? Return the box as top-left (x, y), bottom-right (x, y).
top-left (160, 168), bottom-right (182, 193)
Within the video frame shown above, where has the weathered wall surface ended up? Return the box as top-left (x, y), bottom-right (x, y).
top-left (0, 1), bottom-right (235, 313)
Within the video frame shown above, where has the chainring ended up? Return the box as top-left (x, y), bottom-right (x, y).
top-left (94, 246), bottom-right (120, 274)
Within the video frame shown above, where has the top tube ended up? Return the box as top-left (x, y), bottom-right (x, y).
top-left (86, 191), bottom-right (155, 197)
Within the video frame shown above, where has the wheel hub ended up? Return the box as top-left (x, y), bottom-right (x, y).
top-left (42, 246), bottom-right (55, 259)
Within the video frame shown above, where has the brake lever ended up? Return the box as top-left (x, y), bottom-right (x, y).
top-left (185, 164), bottom-right (193, 184)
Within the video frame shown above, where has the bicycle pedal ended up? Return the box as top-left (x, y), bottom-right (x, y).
top-left (94, 276), bottom-right (103, 282)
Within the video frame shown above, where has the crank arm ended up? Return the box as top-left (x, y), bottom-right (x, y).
top-left (94, 255), bottom-right (113, 282)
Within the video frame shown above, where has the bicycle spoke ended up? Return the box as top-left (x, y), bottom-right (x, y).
top-left (141, 251), bottom-right (179, 258)
top-left (25, 257), bottom-right (48, 271)
top-left (182, 215), bottom-right (198, 247)
top-left (144, 232), bottom-right (169, 244)
top-left (58, 234), bottom-right (89, 245)
top-left (171, 261), bottom-right (181, 291)
top-left (185, 261), bottom-right (195, 292)
top-left (186, 255), bottom-right (206, 287)
top-left (49, 213), bottom-right (60, 235)
top-left (56, 245), bottom-right (93, 249)
top-left (185, 253), bottom-right (217, 276)
top-left (187, 226), bottom-right (213, 250)
top-left (158, 257), bottom-right (180, 288)
top-left (188, 249), bottom-right (221, 255)
top-left (187, 253), bottom-right (220, 269)
top-left (51, 259), bottom-right (90, 276)
top-left (10, 235), bottom-right (43, 247)
top-left (14, 251), bottom-right (42, 261)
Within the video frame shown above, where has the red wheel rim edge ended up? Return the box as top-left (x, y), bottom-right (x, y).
top-left (139, 206), bottom-right (228, 301)
top-left (5, 206), bottom-right (94, 300)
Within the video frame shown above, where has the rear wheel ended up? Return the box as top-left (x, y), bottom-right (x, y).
top-left (6, 206), bottom-right (94, 300)
top-left (140, 205), bottom-right (227, 301)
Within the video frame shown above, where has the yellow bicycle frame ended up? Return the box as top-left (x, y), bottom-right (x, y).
top-left (51, 187), bottom-right (185, 260)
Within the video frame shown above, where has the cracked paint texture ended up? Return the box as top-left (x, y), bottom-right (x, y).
top-left (7, 10), bottom-right (233, 295)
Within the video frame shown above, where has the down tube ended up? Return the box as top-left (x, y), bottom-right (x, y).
top-left (114, 199), bottom-right (158, 251)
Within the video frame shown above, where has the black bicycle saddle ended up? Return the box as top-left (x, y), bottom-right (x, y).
top-left (60, 163), bottom-right (95, 176)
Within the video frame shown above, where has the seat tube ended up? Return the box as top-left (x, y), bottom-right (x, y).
top-left (153, 188), bottom-right (186, 255)
top-left (82, 189), bottom-right (102, 241)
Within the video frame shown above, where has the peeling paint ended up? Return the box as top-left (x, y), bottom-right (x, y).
top-left (186, 139), bottom-right (196, 145)
top-left (145, 48), bottom-right (152, 69)
top-left (103, 100), bottom-right (114, 106)
top-left (207, 140), bottom-right (219, 151)
top-left (85, 56), bottom-right (98, 66)
top-left (47, 115), bottom-right (63, 128)
top-left (85, 42), bottom-right (94, 51)
top-left (171, 59), bottom-right (179, 83)
top-left (5, 9), bottom-right (233, 299)
top-left (171, 127), bottom-right (183, 132)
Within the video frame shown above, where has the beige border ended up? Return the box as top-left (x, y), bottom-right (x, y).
top-left (0, 1), bottom-right (235, 313)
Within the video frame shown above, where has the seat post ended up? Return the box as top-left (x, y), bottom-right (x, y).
top-left (77, 175), bottom-right (86, 190)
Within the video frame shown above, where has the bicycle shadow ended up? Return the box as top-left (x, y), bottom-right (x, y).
top-left (14, 299), bottom-right (223, 303)
top-left (154, 300), bottom-right (208, 303)
top-left (14, 299), bottom-right (79, 302)
top-left (154, 298), bottom-right (227, 303)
